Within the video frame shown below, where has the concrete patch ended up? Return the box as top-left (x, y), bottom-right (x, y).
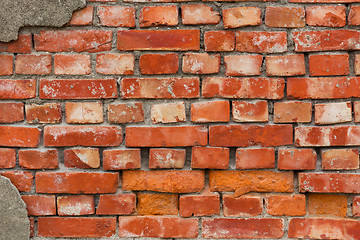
top-left (0, 176), bottom-right (29, 240)
top-left (0, 0), bottom-right (86, 42)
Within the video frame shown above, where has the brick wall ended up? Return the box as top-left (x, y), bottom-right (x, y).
top-left (1, 0), bottom-right (360, 239)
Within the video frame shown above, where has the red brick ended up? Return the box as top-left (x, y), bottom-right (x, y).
top-left (309, 54), bottom-right (349, 76)
top-left (149, 148), bottom-right (186, 169)
top-left (103, 149), bottom-right (141, 170)
top-left (29, 218), bottom-right (34, 238)
top-left (117, 30), bottom-right (200, 51)
top-left (108, 102), bottom-right (144, 123)
top-left (291, 0), bottom-right (360, 2)
top-left (232, 100), bottom-right (268, 122)
top-left (126, 126), bottom-right (207, 147)
top-left (119, 216), bottom-right (198, 238)
top-left (22, 195), bottom-right (56, 216)
top-left (315, 102), bottom-right (352, 125)
top-left (322, 149), bottom-right (359, 170)
top-left (181, 4), bottom-right (220, 25)
top-left (19, 150), bottom-right (58, 169)
top-left (0, 34), bottom-right (31, 53)
top-left (137, 193), bottom-right (178, 215)
top-left (65, 102), bottom-right (103, 124)
top-left (0, 148), bottom-right (16, 169)
top-left (287, 77), bottom-right (360, 99)
top-left (293, 30), bottom-right (360, 52)
top-left (236, 148), bottom-right (275, 169)
top-left (274, 101), bottom-right (312, 123)
top-left (288, 218), bottom-right (360, 239)
top-left (34, 30), bottom-right (112, 52)
top-left (236, 31), bottom-right (287, 53)
top-left (223, 7), bottom-right (261, 29)
top-left (121, 78), bottom-right (199, 99)
top-left (308, 194), bottom-right (347, 217)
top-left (140, 53), bottom-right (178, 75)
top-left (54, 54), bottom-right (91, 75)
top-left (0, 55), bottom-right (13, 75)
top-left (223, 195), bottom-right (262, 216)
top-left (15, 55), bottom-right (51, 75)
top-left (209, 125), bottom-right (293, 147)
top-left (180, 194), bottom-right (220, 217)
top-left (266, 195), bottom-right (306, 216)
top-left (96, 53), bottom-right (134, 75)
top-left (89, 0), bottom-right (116, 1)
top-left (266, 55), bottom-right (305, 76)
top-left (349, 6), bottom-right (360, 25)
top-left (356, 55), bottom-right (360, 75)
top-left (202, 218), bottom-right (284, 239)
top-left (182, 53), bottom-right (220, 74)
top-left (38, 217), bottom-right (116, 238)
top-left (0, 126), bottom-right (40, 147)
top-left (57, 195), bottom-right (94, 216)
top-left (0, 102), bottom-right (24, 123)
top-left (151, 102), bottom-right (186, 123)
top-left (209, 170), bottom-right (294, 196)
top-left (224, 55), bottom-right (262, 76)
top-left (306, 6), bottom-right (346, 27)
top-left (122, 170), bottom-right (205, 193)
top-left (97, 6), bottom-right (135, 27)
top-left (295, 126), bottom-right (360, 147)
top-left (191, 147), bottom-right (229, 169)
top-left (265, 6), bottom-right (305, 28)
top-left (96, 194), bottom-right (135, 215)
top-left (353, 196), bottom-right (360, 217)
top-left (0, 79), bottom-right (36, 99)
top-left (26, 103), bottom-right (61, 124)
top-left (68, 6), bottom-right (94, 26)
top-left (202, 77), bottom-right (284, 99)
top-left (278, 148), bottom-right (317, 170)
top-left (36, 172), bottom-right (118, 194)
top-left (44, 126), bottom-right (122, 147)
top-left (0, 171), bottom-right (33, 192)
top-left (191, 101), bottom-right (230, 122)
top-left (140, 6), bottom-right (178, 27)
top-left (354, 101), bottom-right (360, 121)
top-left (204, 31), bottom-right (235, 51)
top-left (299, 173), bottom-right (360, 193)
top-left (39, 79), bottom-right (117, 99)
top-left (64, 148), bottom-right (100, 169)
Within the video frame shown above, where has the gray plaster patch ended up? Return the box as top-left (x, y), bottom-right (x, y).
top-left (0, 176), bottom-right (30, 240)
top-left (0, 0), bottom-right (86, 42)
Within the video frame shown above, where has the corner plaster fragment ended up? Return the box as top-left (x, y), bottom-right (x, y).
top-left (0, 0), bottom-right (86, 42)
top-left (0, 176), bottom-right (29, 240)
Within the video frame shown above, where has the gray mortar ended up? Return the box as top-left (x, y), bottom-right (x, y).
top-left (0, 176), bottom-right (30, 240)
top-left (0, 0), bottom-right (86, 42)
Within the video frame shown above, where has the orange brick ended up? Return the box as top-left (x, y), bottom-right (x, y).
top-left (97, 6), bottom-right (135, 27)
top-left (151, 102), bottom-right (186, 123)
top-left (204, 31), bottom-right (235, 52)
top-left (322, 149), bottom-right (359, 170)
top-left (232, 101), bottom-right (268, 122)
top-left (354, 101), bottom-right (360, 121)
top-left (68, 6), bottom-right (94, 26)
top-left (22, 195), bottom-right (56, 216)
top-left (19, 149), bottom-right (58, 169)
top-left (0, 55), bottom-right (13, 75)
top-left (266, 195), bottom-right (306, 216)
top-left (265, 6), bottom-right (305, 28)
top-left (306, 6), bottom-right (346, 27)
top-left (108, 102), bottom-right (144, 123)
top-left (103, 149), bottom-right (141, 170)
top-left (181, 4), bottom-right (220, 25)
top-left (355, 55), bottom-right (360, 75)
top-left (349, 6), bottom-right (360, 25)
top-left (54, 54), bottom-right (91, 75)
top-left (140, 6), bottom-right (178, 27)
top-left (223, 7), bottom-right (261, 29)
top-left (315, 102), bottom-right (352, 125)
top-left (191, 147), bottom-right (229, 169)
top-left (96, 194), bottom-right (135, 215)
top-left (308, 194), bottom-right (347, 217)
top-left (0, 148), bottom-right (16, 169)
top-left (57, 195), bottom-right (94, 216)
top-left (149, 148), bottom-right (186, 169)
top-left (266, 55), bottom-right (305, 76)
top-left (0, 102), bottom-right (24, 123)
top-left (0, 171), bottom-right (33, 192)
top-left (15, 55), bottom-right (51, 75)
top-left (309, 54), bottom-right (349, 76)
top-left (278, 148), bottom-right (317, 170)
top-left (140, 53), bottom-right (178, 75)
top-left (236, 148), bottom-right (275, 169)
top-left (224, 55), bottom-right (262, 76)
top-left (274, 101), bottom-right (312, 123)
top-left (0, 126), bottom-right (40, 147)
top-left (179, 194), bottom-right (220, 217)
top-left (353, 196), bottom-right (360, 217)
top-left (223, 195), bottom-right (262, 217)
top-left (137, 193), bottom-right (178, 215)
top-left (182, 53), bottom-right (220, 74)
top-left (65, 102), bottom-right (103, 124)
top-left (26, 103), bottom-right (61, 124)
top-left (64, 148), bottom-right (100, 169)
top-left (191, 101), bottom-right (230, 123)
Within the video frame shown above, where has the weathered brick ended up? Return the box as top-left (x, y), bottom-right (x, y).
top-left (34, 30), bottom-right (112, 52)
top-left (64, 148), bottom-right (100, 169)
top-left (204, 31), bottom-right (235, 52)
top-left (181, 5), bottom-right (220, 25)
top-left (108, 102), bottom-right (144, 123)
top-left (0, 126), bottom-right (40, 147)
top-left (209, 125), bottom-right (293, 147)
top-left (98, 6), bottom-right (135, 27)
top-left (223, 195), bottom-right (262, 217)
top-left (0, 55), bottom-right (13, 75)
top-left (224, 55), bottom-right (262, 76)
top-left (149, 148), bottom-right (186, 169)
top-left (140, 53), bottom-right (178, 75)
top-left (0, 148), bottom-right (16, 169)
top-left (179, 194), bottom-right (220, 217)
top-left (223, 7), bottom-right (261, 29)
top-left (236, 148), bottom-right (275, 169)
top-left (309, 54), bottom-right (349, 76)
top-left (65, 102), bottom-right (103, 124)
top-left (137, 193), bottom-right (178, 215)
top-left (151, 102), bottom-right (186, 123)
top-left (306, 6), bottom-right (346, 27)
top-left (57, 195), bottom-right (94, 216)
top-left (322, 149), bottom-right (359, 170)
top-left (117, 30), bottom-right (200, 51)
top-left (202, 77), bottom-right (284, 99)
top-left (308, 194), bottom-right (347, 217)
top-left (26, 103), bottom-right (61, 124)
top-left (0, 34), bottom-right (32, 53)
top-left (354, 101), bottom-right (360, 121)
top-left (19, 149), bottom-right (58, 169)
top-left (96, 53), bottom-right (134, 75)
top-left (121, 78), bottom-right (199, 99)
top-left (122, 170), bottom-right (205, 193)
top-left (0, 79), bottom-right (36, 99)
top-left (236, 31), bottom-right (287, 53)
top-left (278, 148), bottom-right (317, 170)
top-left (140, 6), bottom-right (178, 27)
top-left (191, 147), bottom-right (229, 169)
top-left (232, 101), bottom-right (268, 122)
top-left (68, 6), bottom-right (94, 26)
top-left (54, 54), bottom-right (91, 75)
top-left (266, 55), bottom-right (305, 76)
top-left (15, 55), bottom-right (51, 75)
top-left (356, 55), bottom-right (360, 75)
top-left (266, 195), bottom-right (306, 216)
top-left (182, 53), bottom-right (220, 74)
top-left (96, 194), bottom-right (135, 215)
top-left (353, 196), bottom-right (360, 217)
top-left (274, 101), bottom-right (312, 123)
top-left (36, 172), bottom-right (118, 194)
top-left (265, 6), bottom-right (305, 28)
top-left (103, 149), bottom-right (141, 170)
top-left (0, 171), bottom-right (33, 192)
top-left (40, 79), bottom-right (117, 99)
top-left (38, 217), bottom-right (116, 238)
top-left (22, 195), bottom-right (56, 216)
top-left (0, 102), bottom-right (24, 123)
top-left (349, 6), bottom-right (360, 25)
top-left (191, 101), bottom-right (230, 122)
top-left (315, 102), bottom-right (352, 125)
